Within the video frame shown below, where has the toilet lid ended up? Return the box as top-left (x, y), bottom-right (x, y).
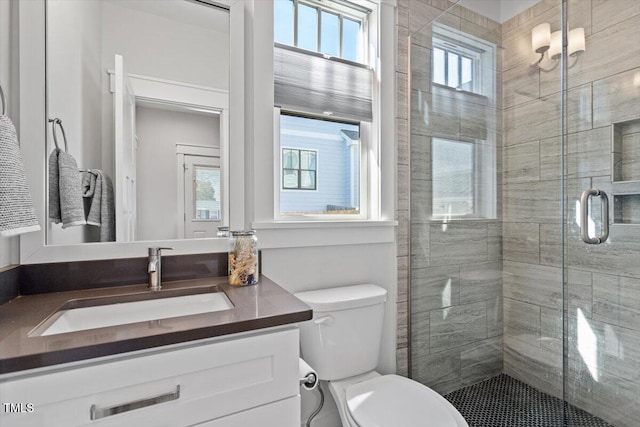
top-left (346, 375), bottom-right (459, 427)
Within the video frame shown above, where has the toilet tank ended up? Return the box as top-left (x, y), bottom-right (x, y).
top-left (294, 284), bottom-right (387, 381)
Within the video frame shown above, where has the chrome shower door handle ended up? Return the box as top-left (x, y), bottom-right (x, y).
top-left (580, 188), bottom-right (609, 244)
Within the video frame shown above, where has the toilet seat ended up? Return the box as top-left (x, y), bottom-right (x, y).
top-left (345, 375), bottom-right (463, 427)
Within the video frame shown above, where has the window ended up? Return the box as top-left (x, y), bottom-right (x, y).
top-left (431, 137), bottom-right (496, 219)
top-left (430, 25), bottom-right (497, 219)
top-left (273, 0), bottom-right (374, 221)
top-left (431, 24), bottom-right (497, 96)
top-left (278, 113), bottom-right (363, 217)
top-left (432, 47), bottom-right (475, 92)
top-left (432, 138), bottom-right (474, 216)
top-left (282, 148), bottom-right (317, 190)
top-left (194, 165), bottom-right (221, 220)
top-left (274, 0), bottom-right (367, 64)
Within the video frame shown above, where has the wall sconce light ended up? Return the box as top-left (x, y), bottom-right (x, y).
top-left (531, 24), bottom-right (585, 71)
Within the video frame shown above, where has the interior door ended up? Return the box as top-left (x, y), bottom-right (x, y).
top-left (183, 155), bottom-right (221, 238)
top-left (114, 54), bottom-right (137, 242)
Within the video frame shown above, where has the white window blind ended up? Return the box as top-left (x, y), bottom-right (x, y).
top-left (274, 44), bottom-right (373, 122)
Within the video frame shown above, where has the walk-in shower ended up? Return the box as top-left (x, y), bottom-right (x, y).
top-left (406, 0), bottom-right (640, 425)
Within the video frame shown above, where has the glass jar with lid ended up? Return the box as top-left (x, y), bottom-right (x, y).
top-left (228, 230), bottom-right (259, 286)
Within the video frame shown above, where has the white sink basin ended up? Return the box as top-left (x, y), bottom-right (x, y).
top-left (32, 287), bottom-right (233, 337)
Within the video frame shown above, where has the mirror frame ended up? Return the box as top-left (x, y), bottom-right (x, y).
top-left (19, 0), bottom-right (246, 263)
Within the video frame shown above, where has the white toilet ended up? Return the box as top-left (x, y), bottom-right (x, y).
top-left (294, 284), bottom-right (468, 427)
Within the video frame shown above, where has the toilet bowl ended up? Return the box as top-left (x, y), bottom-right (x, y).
top-left (330, 372), bottom-right (468, 427)
top-left (294, 284), bottom-right (468, 427)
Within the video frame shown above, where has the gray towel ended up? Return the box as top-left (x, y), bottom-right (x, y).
top-left (82, 170), bottom-right (115, 242)
top-left (0, 115), bottom-right (40, 237)
top-left (49, 148), bottom-right (86, 228)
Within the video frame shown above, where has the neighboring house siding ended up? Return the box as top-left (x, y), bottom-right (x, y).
top-left (280, 116), bottom-right (356, 213)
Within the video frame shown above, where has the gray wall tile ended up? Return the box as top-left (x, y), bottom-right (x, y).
top-left (503, 222), bottom-right (540, 263)
top-left (412, 347), bottom-right (462, 395)
top-left (593, 67), bottom-right (640, 128)
top-left (411, 265), bottom-right (460, 313)
top-left (430, 301), bottom-right (488, 352)
top-left (430, 222), bottom-right (488, 266)
top-left (503, 261), bottom-right (563, 309)
top-left (459, 261), bottom-right (502, 304)
top-left (504, 298), bottom-right (541, 345)
top-left (461, 336), bottom-right (503, 386)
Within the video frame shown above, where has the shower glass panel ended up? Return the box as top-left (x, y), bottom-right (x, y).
top-left (408, 0), bottom-right (505, 403)
top-left (407, 0), bottom-right (640, 426)
top-left (564, 1), bottom-right (640, 426)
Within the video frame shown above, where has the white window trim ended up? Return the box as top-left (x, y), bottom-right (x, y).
top-left (432, 23), bottom-right (497, 99)
top-left (429, 24), bottom-right (498, 222)
top-left (252, 0), bottom-right (394, 243)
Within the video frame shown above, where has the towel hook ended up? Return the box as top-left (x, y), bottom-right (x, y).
top-left (0, 83), bottom-right (6, 116)
top-left (48, 118), bottom-right (68, 152)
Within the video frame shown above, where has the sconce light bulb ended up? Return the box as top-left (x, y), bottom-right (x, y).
top-left (549, 31), bottom-right (562, 59)
top-left (532, 23), bottom-right (551, 54)
top-left (568, 27), bottom-right (586, 57)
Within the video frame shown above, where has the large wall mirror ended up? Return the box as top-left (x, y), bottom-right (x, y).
top-left (46, 0), bottom-right (230, 246)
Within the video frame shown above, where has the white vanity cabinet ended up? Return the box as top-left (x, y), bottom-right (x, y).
top-left (0, 327), bottom-right (300, 427)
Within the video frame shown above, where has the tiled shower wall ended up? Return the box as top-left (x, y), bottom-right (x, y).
top-left (501, 1), bottom-right (640, 426)
top-left (396, 0), bottom-right (504, 394)
top-left (398, 1), bottom-right (640, 425)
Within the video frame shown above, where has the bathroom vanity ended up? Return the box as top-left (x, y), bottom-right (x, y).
top-left (0, 276), bottom-right (311, 427)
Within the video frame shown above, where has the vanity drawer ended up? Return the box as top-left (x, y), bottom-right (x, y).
top-left (189, 396), bottom-right (300, 427)
top-left (0, 327), bottom-right (299, 427)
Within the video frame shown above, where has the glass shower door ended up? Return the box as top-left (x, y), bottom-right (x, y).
top-left (564, 1), bottom-right (640, 426)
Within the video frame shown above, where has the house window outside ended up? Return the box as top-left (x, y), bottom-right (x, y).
top-left (282, 148), bottom-right (317, 190)
top-left (279, 113), bottom-right (362, 217)
top-left (274, 0), bottom-right (366, 64)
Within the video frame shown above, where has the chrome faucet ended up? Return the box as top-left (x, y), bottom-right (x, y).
top-left (148, 247), bottom-right (173, 291)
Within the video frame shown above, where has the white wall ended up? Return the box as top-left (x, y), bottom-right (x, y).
top-left (47, 0), bottom-right (103, 245)
top-left (135, 106), bottom-right (220, 241)
top-left (101, 1), bottom-right (228, 90)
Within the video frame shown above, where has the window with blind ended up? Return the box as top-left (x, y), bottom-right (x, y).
top-left (274, 0), bottom-right (373, 220)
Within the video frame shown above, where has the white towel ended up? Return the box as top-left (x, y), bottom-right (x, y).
top-left (49, 148), bottom-right (86, 228)
top-left (0, 115), bottom-right (40, 237)
top-left (82, 170), bottom-right (115, 242)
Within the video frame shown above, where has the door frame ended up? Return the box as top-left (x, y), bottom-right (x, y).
top-left (176, 145), bottom-right (224, 238)
top-left (108, 72), bottom-right (230, 241)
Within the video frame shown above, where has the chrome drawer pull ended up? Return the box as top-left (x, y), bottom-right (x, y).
top-left (580, 188), bottom-right (609, 244)
top-left (90, 385), bottom-right (180, 420)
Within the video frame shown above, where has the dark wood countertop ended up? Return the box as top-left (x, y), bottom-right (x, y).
top-left (0, 276), bottom-right (312, 375)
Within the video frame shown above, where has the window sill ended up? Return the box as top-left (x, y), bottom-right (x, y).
top-left (251, 220), bottom-right (397, 249)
